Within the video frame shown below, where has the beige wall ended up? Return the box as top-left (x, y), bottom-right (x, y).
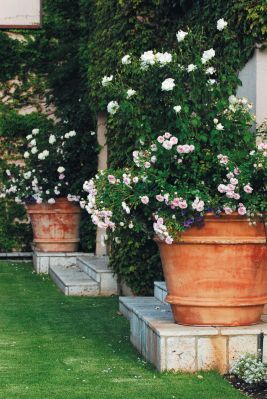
top-left (237, 46), bottom-right (267, 125)
top-left (0, 0), bottom-right (41, 27)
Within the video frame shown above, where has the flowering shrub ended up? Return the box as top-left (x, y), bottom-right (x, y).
top-left (230, 353), bottom-right (267, 384)
top-left (82, 19), bottom-right (267, 245)
top-left (1, 127), bottom-right (81, 204)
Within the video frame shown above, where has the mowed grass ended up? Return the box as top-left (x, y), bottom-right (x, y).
top-left (0, 261), bottom-right (244, 399)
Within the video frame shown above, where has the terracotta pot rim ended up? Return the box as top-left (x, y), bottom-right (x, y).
top-left (166, 294), bottom-right (267, 307)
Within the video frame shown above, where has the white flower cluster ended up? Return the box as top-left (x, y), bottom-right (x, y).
top-left (201, 48), bottom-right (215, 64)
top-left (161, 78), bottom-right (175, 91)
top-left (102, 75), bottom-right (113, 86)
top-left (107, 101), bottom-right (119, 115)
top-left (230, 353), bottom-right (267, 384)
top-left (140, 50), bottom-right (172, 68)
top-left (176, 30), bottom-right (188, 42)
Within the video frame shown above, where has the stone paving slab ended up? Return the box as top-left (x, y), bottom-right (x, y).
top-left (49, 264), bottom-right (99, 296)
top-left (119, 296), bottom-right (267, 374)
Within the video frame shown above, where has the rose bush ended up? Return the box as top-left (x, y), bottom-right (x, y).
top-left (82, 19), bottom-right (267, 245)
top-left (1, 127), bottom-right (81, 204)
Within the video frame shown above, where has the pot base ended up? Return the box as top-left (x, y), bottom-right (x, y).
top-left (170, 304), bottom-right (265, 327)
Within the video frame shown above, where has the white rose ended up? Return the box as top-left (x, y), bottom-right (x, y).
top-left (48, 198), bottom-right (55, 204)
top-left (201, 48), bottom-right (215, 64)
top-left (68, 130), bottom-right (76, 137)
top-left (208, 79), bottom-right (216, 86)
top-left (140, 50), bottom-right (155, 68)
top-left (122, 55), bottom-right (131, 65)
top-left (217, 18), bottom-right (228, 31)
top-left (176, 30), bottom-right (188, 42)
top-left (49, 134), bottom-right (56, 144)
top-left (23, 171), bottom-right (31, 180)
top-left (206, 67), bottom-right (216, 75)
top-left (24, 151), bottom-right (30, 158)
top-left (187, 64), bottom-right (197, 72)
top-left (32, 129), bottom-right (39, 135)
top-left (30, 139), bottom-right (36, 146)
top-left (126, 89), bottom-right (136, 98)
top-left (101, 75), bottom-right (113, 86)
top-left (26, 134), bottom-right (32, 140)
top-left (43, 150), bottom-right (49, 157)
top-left (161, 78), bottom-right (175, 91)
top-left (31, 147), bottom-right (38, 154)
top-left (216, 123), bottom-right (224, 131)
top-left (107, 101), bottom-right (119, 115)
top-left (155, 52), bottom-right (172, 65)
top-left (57, 166), bottom-right (65, 173)
top-left (173, 105), bottom-right (181, 113)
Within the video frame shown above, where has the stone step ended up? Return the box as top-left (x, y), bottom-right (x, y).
top-left (119, 296), bottom-right (267, 374)
top-left (154, 281), bottom-right (167, 302)
top-left (77, 255), bottom-right (118, 295)
top-left (49, 264), bottom-right (99, 296)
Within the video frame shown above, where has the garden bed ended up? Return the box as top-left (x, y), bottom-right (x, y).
top-left (226, 375), bottom-right (267, 399)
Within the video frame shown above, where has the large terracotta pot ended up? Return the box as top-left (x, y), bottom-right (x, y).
top-left (26, 198), bottom-right (81, 252)
top-left (156, 213), bottom-right (267, 326)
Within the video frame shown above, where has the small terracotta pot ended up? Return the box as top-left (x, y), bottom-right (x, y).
top-left (156, 213), bottom-right (267, 326)
top-left (26, 198), bottom-right (81, 252)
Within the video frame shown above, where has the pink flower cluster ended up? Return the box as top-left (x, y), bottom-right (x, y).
top-left (83, 178), bottom-right (115, 230)
top-left (217, 154), bottom-right (229, 165)
top-left (153, 216), bottom-right (173, 244)
top-left (157, 132), bottom-right (194, 154)
top-left (156, 193), bottom-right (188, 209)
top-left (192, 197), bottom-right (205, 212)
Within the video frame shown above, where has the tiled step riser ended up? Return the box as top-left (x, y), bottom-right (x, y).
top-left (77, 259), bottom-right (99, 282)
top-left (120, 296), bottom-right (267, 374)
top-left (77, 257), bottom-right (118, 296)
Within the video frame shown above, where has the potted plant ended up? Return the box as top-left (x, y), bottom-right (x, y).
top-left (1, 127), bottom-right (81, 252)
top-left (82, 19), bottom-right (267, 326)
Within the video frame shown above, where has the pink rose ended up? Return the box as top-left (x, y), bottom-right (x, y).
top-left (164, 132), bottom-right (171, 139)
top-left (140, 196), bottom-right (149, 204)
top-left (170, 136), bottom-right (178, 145)
top-left (163, 140), bottom-right (172, 150)
top-left (108, 175), bottom-right (116, 184)
top-left (244, 184), bottom-right (253, 194)
top-left (224, 207), bottom-right (233, 215)
top-left (165, 236), bottom-right (173, 244)
top-left (230, 178), bottom-right (238, 185)
top-left (156, 194), bottom-right (164, 202)
top-left (157, 136), bottom-right (164, 143)
top-left (233, 193), bottom-right (240, 200)
top-left (238, 206), bottom-right (246, 215)
top-left (179, 200), bottom-right (188, 209)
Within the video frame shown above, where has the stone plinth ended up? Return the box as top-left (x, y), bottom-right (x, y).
top-left (119, 296), bottom-right (267, 374)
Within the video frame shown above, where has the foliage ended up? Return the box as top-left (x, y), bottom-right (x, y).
top-left (84, 0), bottom-right (266, 293)
top-left (1, 125), bottom-right (87, 203)
top-left (0, 0), bottom-right (97, 252)
top-left (230, 353), bottom-right (267, 385)
top-left (84, 23), bottom-right (266, 271)
top-left (0, 199), bottom-right (32, 252)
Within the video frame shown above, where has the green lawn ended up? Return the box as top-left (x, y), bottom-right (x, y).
top-left (0, 261), bottom-right (244, 399)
